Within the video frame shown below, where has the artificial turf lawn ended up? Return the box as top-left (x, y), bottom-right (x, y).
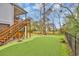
top-left (0, 35), bottom-right (70, 56)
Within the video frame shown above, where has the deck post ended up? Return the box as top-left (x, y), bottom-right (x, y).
top-left (24, 26), bottom-right (27, 39)
top-left (29, 20), bottom-right (31, 37)
top-left (24, 13), bottom-right (29, 39)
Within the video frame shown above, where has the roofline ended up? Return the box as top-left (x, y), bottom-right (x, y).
top-left (10, 3), bottom-right (28, 14)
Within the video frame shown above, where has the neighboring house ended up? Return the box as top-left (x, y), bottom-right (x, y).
top-left (0, 3), bottom-right (27, 32)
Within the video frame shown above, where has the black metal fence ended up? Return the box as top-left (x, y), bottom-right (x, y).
top-left (65, 32), bottom-right (79, 56)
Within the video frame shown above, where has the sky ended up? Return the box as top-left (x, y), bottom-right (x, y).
top-left (17, 3), bottom-right (78, 28)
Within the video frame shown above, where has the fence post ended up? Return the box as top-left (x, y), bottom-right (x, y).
top-left (74, 33), bottom-right (77, 56)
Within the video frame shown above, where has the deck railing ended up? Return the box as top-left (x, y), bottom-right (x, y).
top-left (0, 20), bottom-right (29, 45)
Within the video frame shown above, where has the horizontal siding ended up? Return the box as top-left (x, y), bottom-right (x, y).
top-left (0, 3), bottom-right (14, 26)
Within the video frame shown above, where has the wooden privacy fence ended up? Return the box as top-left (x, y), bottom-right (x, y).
top-left (65, 32), bottom-right (79, 56)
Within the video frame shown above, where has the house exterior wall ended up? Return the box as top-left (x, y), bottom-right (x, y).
top-left (0, 23), bottom-right (9, 32)
top-left (0, 3), bottom-right (14, 26)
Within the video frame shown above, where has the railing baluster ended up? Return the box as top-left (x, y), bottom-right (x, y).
top-left (0, 20), bottom-right (28, 45)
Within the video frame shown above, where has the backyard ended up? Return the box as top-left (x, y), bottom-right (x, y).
top-left (0, 3), bottom-right (79, 56)
top-left (0, 34), bottom-right (70, 56)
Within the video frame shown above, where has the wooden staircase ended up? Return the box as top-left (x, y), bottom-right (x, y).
top-left (0, 20), bottom-right (30, 45)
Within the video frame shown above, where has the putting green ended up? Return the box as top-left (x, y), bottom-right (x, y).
top-left (0, 35), bottom-right (70, 56)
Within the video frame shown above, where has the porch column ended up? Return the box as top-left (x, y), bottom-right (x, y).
top-left (28, 20), bottom-right (31, 37)
top-left (24, 26), bottom-right (28, 39)
top-left (24, 13), bottom-right (28, 39)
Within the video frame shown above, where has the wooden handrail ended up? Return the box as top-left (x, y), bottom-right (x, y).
top-left (0, 20), bottom-right (28, 44)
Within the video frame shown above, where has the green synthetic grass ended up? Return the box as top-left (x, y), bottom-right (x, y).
top-left (0, 35), bottom-right (70, 56)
